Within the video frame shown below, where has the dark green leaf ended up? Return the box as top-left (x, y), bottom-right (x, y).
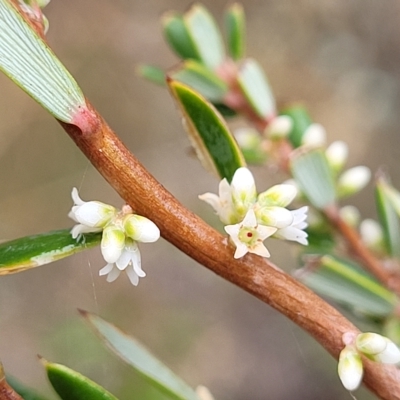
top-left (0, 229), bottom-right (101, 274)
top-left (168, 79), bottom-right (245, 182)
top-left (81, 311), bottom-right (199, 400)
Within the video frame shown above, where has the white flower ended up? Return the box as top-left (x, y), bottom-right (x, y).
top-left (356, 333), bottom-right (400, 364)
top-left (273, 206), bottom-right (308, 245)
top-left (124, 215), bottom-right (160, 243)
top-left (99, 240), bottom-right (145, 286)
top-left (338, 345), bottom-right (363, 391)
top-left (256, 206), bottom-right (294, 229)
top-left (69, 188), bottom-right (117, 239)
top-left (360, 219), bottom-right (384, 251)
top-left (199, 178), bottom-right (236, 224)
top-left (224, 209), bottom-right (277, 258)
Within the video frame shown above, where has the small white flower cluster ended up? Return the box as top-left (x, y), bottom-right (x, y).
top-left (338, 332), bottom-right (400, 391)
top-left (199, 167), bottom-right (308, 259)
top-left (69, 188), bottom-right (160, 285)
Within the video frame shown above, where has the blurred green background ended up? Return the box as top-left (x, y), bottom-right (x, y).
top-left (2, 0), bottom-right (400, 399)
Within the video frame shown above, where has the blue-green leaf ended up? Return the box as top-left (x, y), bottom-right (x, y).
top-left (81, 311), bottom-right (199, 400)
top-left (168, 79), bottom-right (245, 182)
top-left (224, 3), bottom-right (245, 60)
top-left (0, 229), bottom-right (101, 274)
top-left (0, 0), bottom-right (86, 122)
top-left (375, 177), bottom-right (400, 258)
top-left (42, 359), bottom-right (118, 400)
top-left (290, 148), bottom-right (336, 209)
top-left (136, 64), bottom-right (166, 86)
top-left (298, 255), bottom-right (397, 317)
top-left (171, 60), bottom-right (228, 102)
top-left (237, 58), bottom-right (276, 120)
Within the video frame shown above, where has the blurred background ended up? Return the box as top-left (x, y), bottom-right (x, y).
top-left (1, 0), bottom-right (400, 398)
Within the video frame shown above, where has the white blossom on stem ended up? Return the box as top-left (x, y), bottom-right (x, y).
top-left (338, 345), bottom-right (363, 391)
top-left (224, 209), bottom-right (277, 258)
top-left (273, 206), bottom-right (308, 245)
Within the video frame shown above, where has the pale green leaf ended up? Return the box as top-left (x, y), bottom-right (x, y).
top-left (171, 60), bottom-right (228, 102)
top-left (136, 64), bottom-right (166, 86)
top-left (168, 79), bottom-right (245, 182)
top-left (298, 255), bottom-right (397, 317)
top-left (237, 58), bottom-right (275, 120)
top-left (0, 229), bottom-right (101, 274)
top-left (290, 148), bottom-right (336, 209)
top-left (224, 3), bottom-right (245, 60)
top-left (81, 311), bottom-right (199, 400)
top-left (376, 177), bottom-right (400, 257)
top-left (42, 359), bottom-right (118, 400)
top-left (184, 4), bottom-right (225, 69)
top-left (0, 0), bottom-right (86, 122)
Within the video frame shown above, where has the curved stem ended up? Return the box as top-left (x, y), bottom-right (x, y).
top-left (59, 103), bottom-right (400, 399)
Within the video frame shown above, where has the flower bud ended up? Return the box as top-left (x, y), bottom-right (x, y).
top-left (339, 205), bottom-right (360, 227)
top-left (326, 141), bottom-right (348, 174)
top-left (301, 123), bottom-right (326, 147)
top-left (371, 339), bottom-right (400, 364)
top-left (256, 206), bottom-right (293, 229)
top-left (257, 184), bottom-right (297, 207)
top-left (124, 215), bottom-right (160, 243)
top-left (356, 332), bottom-right (388, 356)
top-left (360, 219), bottom-right (383, 250)
top-left (337, 166), bottom-right (371, 198)
top-left (231, 167), bottom-right (257, 217)
top-left (264, 115), bottom-right (293, 139)
top-left (338, 345), bottom-right (363, 391)
top-left (101, 225), bottom-right (125, 264)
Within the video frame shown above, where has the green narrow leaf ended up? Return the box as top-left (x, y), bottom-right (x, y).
top-left (136, 64), bottom-right (166, 86)
top-left (162, 12), bottom-right (201, 61)
top-left (42, 359), bottom-right (118, 400)
top-left (168, 79), bottom-right (245, 181)
top-left (298, 255), bottom-right (397, 317)
top-left (376, 177), bottom-right (400, 258)
top-left (290, 148), bottom-right (336, 209)
top-left (7, 376), bottom-right (50, 400)
top-left (237, 58), bottom-right (276, 120)
top-left (184, 4), bottom-right (225, 69)
top-left (280, 105), bottom-right (312, 148)
top-left (81, 311), bottom-right (199, 400)
top-left (0, 229), bottom-right (101, 274)
top-left (171, 60), bottom-right (228, 102)
top-left (224, 3), bottom-right (245, 60)
top-left (0, 0), bottom-right (86, 122)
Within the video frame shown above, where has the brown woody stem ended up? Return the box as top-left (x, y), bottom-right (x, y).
top-left (59, 102), bottom-right (400, 399)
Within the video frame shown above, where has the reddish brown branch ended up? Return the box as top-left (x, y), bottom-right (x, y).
top-left (324, 205), bottom-right (400, 294)
top-left (59, 103), bottom-right (400, 400)
top-left (0, 364), bottom-right (23, 400)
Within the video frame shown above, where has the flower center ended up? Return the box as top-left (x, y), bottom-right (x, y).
top-left (238, 226), bottom-right (258, 246)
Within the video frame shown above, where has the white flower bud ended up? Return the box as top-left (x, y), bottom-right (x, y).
top-left (257, 184), bottom-right (297, 207)
top-left (196, 385), bottom-right (215, 400)
top-left (231, 168), bottom-right (257, 217)
top-left (234, 127), bottom-right (260, 148)
top-left (301, 123), bottom-right (326, 147)
top-left (356, 333), bottom-right (388, 356)
top-left (326, 141), bottom-right (348, 173)
top-left (371, 339), bottom-right (400, 364)
top-left (101, 225), bottom-right (125, 264)
top-left (264, 115), bottom-right (293, 139)
top-left (256, 206), bottom-right (294, 229)
top-left (338, 345), bottom-right (363, 391)
top-left (360, 219), bottom-right (383, 249)
top-left (337, 166), bottom-right (371, 198)
top-left (124, 215), bottom-right (160, 243)
top-left (339, 205), bottom-right (360, 227)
